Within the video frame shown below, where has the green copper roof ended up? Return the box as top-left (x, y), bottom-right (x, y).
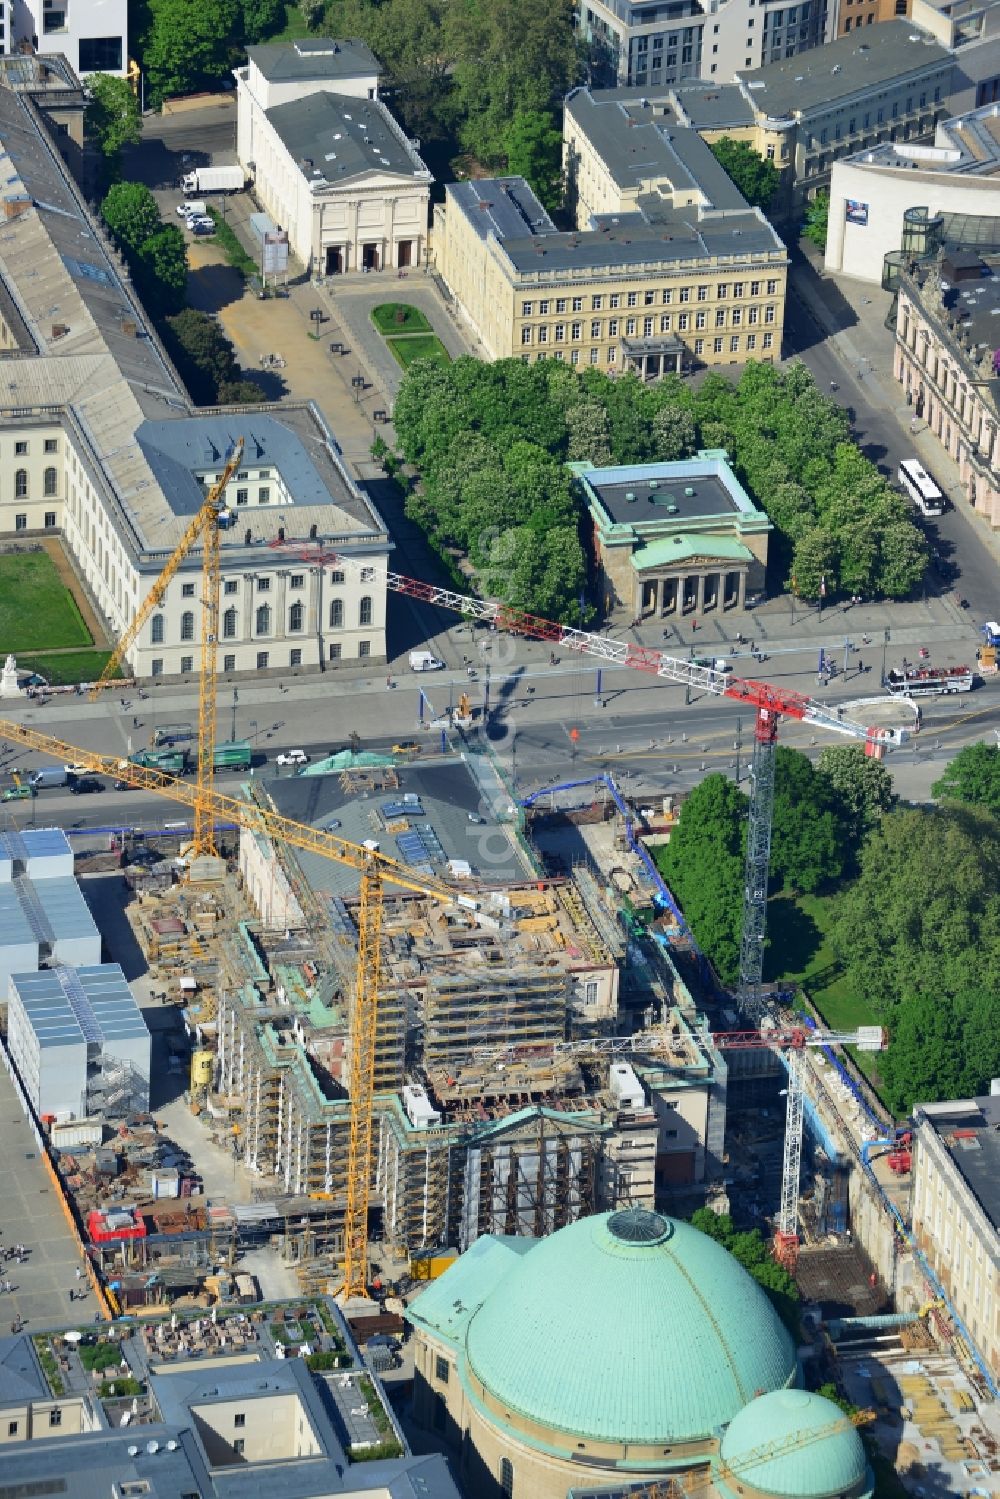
top-left (631, 534), bottom-right (754, 571)
top-left (459, 1211), bottom-right (796, 1444)
top-left (718, 1390), bottom-right (873, 1499)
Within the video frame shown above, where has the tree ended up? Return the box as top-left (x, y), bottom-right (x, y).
top-left (817, 744), bottom-right (894, 842)
top-left (565, 397), bottom-right (611, 465)
top-left (142, 0), bottom-right (240, 106)
top-left (933, 743), bottom-right (1000, 814)
top-left (164, 308), bottom-right (243, 403)
top-left (831, 805), bottom-right (1000, 1010)
top-left (770, 747), bottom-right (849, 894)
top-left (878, 989), bottom-right (1000, 1116)
top-left (709, 137), bottom-right (781, 211)
top-left (790, 526), bottom-right (838, 601)
top-left (135, 224), bottom-right (188, 316)
top-left (86, 75), bottom-right (141, 167)
top-left (101, 181), bottom-right (161, 253)
top-left (240, 0), bottom-right (285, 43)
top-left (655, 775), bottom-right (747, 983)
top-left (690, 1210), bottom-right (799, 1334)
top-left (505, 109), bottom-right (563, 212)
top-left (802, 190), bottom-right (830, 249)
top-left (874, 518), bottom-right (928, 598)
top-left (650, 403), bottom-right (697, 462)
top-left (300, 0), bottom-right (326, 24)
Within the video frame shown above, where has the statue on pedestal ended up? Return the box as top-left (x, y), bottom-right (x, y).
top-left (0, 654), bottom-right (23, 698)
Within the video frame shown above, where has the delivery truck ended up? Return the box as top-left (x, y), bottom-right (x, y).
top-left (181, 166), bottom-right (245, 195)
top-left (214, 740), bottom-right (252, 771)
top-left (409, 650), bottom-right (445, 672)
top-left (29, 765), bottom-right (69, 789)
top-left (129, 749), bottom-right (189, 774)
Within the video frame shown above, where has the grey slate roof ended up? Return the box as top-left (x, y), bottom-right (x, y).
top-left (266, 91), bottom-right (430, 187)
top-left (0, 1333), bottom-right (48, 1402)
top-left (565, 87), bottom-right (749, 210)
top-left (736, 21), bottom-right (953, 119)
top-left (248, 36), bottom-right (381, 82)
top-left (136, 414), bottom-right (361, 519)
top-left (919, 1094), bottom-right (1000, 1233)
top-left (671, 83), bottom-right (757, 130)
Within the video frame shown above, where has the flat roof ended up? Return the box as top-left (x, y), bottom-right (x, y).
top-left (576, 453), bottom-right (765, 528)
top-left (10, 964), bottom-right (148, 1050)
top-left (448, 177), bottom-right (558, 247)
top-left (0, 826), bottom-right (72, 865)
top-left (261, 760), bottom-right (526, 900)
top-left (843, 99), bottom-right (1000, 176)
top-left (12, 873), bottom-right (99, 947)
top-left (247, 36), bottom-right (381, 81)
top-left (737, 22), bottom-right (953, 119)
top-left (266, 91), bottom-right (430, 187)
top-left (565, 87), bottom-right (749, 211)
top-left (919, 1095), bottom-right (1000, 1234)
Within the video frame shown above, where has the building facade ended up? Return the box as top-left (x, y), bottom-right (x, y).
top-left (912, 0), bottom-right (1000, 113)
top-left (435, 174), bottom-right (788, 376)
top-left (893, 250), bottom-right (1000, 525)
top-left (911, 1096), bottom-right (1000, 1381)
top-left (574, 452), bottom-right (771, 619)
top-left (6, 0), bottom-right (126, 74)
top-left (236, 37), bottom-right (431, 274)
top-left (825, 101), bottom-right (1000, 284)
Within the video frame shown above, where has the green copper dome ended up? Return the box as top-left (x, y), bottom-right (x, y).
top-left (718, 1390), bottom-right (873, 1498)
top-left (464, 1210), bottom-right (796, 1445)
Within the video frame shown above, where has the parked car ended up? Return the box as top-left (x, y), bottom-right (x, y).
top-left (70, 776), bottom-right (104, 795)
top-left (186, 216), bottom-right (214, 234)
top-left (392, 740), bottom-right (421, 756)
top-left (113, 779), bottom-right (137, 791)
top-left (275, 749), bottom-right (308, 766)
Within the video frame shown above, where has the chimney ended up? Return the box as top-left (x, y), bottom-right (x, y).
top-left (3, 195), bottom-right (30, 220)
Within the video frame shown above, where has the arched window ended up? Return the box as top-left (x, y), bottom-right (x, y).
top-left (180, 610), bottom-right (195, 642)
top-left (14, 469), bottom-right (27, 499)
top-left (499, 1458), bottom-right (514, 1497)
top-left (223, 607), bottom-right (238, 639)
top-left (359, 594), bottom-right (373, 626)
top-left (43, 467), bottom-right (58, 497)
top-left (289, 601), bottom-right (303, 632)
top-left (329, 598), bottom-right (344, 628)
top-left (255, 604), bottom-right (271, 636)
top-left (151, 613), bottom-right (164, 644)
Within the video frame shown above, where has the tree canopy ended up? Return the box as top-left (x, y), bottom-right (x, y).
top-left (504, 109), bottom-right (563, 212)
top-left (100, 183), bottom-right (186, 317)
top-left (391, 357), bottom-right (927, 610)
top-left (140, 0), bottom-right (239, 106)
top-left (932, 743), bottom-right (1000, 815)
top-left (770, 747), bottom-right (850, 894)
top-left (86, 75), bottom-right (142, 173)
top-left (802, 190), bottom-right (830, 249)
top-left (817, 744), bottom-right (895, 843)
top-left (654, 774), bottom-right (747, 984)
top-left (690, 1209), bottom-right (799, 1332)
top-left (164, 309), bottom-right (264, 406)
top-left (709, 137), bottom-right (781, 211)
top-left (877, 989), bottom-right (1000, 1117)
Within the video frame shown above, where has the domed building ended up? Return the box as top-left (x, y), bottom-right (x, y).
top-left (407, 1207), bottom-right (863, 1499)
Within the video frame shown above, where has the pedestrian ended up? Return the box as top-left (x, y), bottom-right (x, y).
top-left (857, 657), bottom-right (864, 674)
top-left (68, 1290), bottom-right (74, 1304)
top-left (75, 1266), bottom-right (83, 1280)
top-left (132, 715), bottom-right (139, 729)
top-left (692, 618), bottom-right (698, 632)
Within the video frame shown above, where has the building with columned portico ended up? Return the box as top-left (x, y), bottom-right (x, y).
top-left (572, 451), bottom-right (771, 621)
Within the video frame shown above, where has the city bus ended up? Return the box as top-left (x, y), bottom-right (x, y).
top-left (884, 664), bottom-right (974, 697)
top-left (898, 458), bottom-right (946, 517)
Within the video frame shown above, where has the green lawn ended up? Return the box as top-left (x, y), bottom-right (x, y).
top-left (0, 551), bottom-right (92, 652)
top-left (206, 208), bottom-right (257, 279)
top-left (266, 1), bottom-right (314, 41)
top-left (764, 890), bottom-right (878, 1031)
top-left (20, 650), bottom-right (118, 686)
top-left (371, 303), bottom-right (432, 335)
top-left (386, 334), bottom-right (451, 368)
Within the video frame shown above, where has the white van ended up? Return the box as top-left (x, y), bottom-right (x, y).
top-left (409, 650), bottom-right (445, 672)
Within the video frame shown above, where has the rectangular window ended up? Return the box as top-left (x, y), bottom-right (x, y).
top-left (607, 347), bottom-right (617, 363)
top-left (14, 440), bottom-right (27, 455)
top-left (257, 577), bottom-right (271, 591)
top-left (182, 582), bottom-right (195, 597)
top-left (290, 648), bottom-right (302, 666)
top-left (589, 347), bottom-right (599, 363)
top-left (643, 317), bottom-right (653, 336)
top-left (695, 311), bottom-right (706, 329)
top-left (716, 309), bottom-right (726, 327)
top-left (224, 654), bottom-right (236, 671)
top-left (555, 324), bottom-right (565, 342)
top-left (766, 279), bottom-right (778, 294)
top-left (521, 327), bottom-right (532, 345)
top-left (539, 299), bottom-right (549, 315)
top-left (537, 326), bottom-right (548, 344)
top-left (679, 286), bottom-right (691, 302)
top-left (44, 438), bottom-right (58, 453)
top-left (644, 290), bottom-right (655, 305)
top-left (747, 333), bottom-right (757, 350)
top-left (233, 1440), bottom-right (245, 1457)
top-left (763, 331), bottom-right (774, 348)
top-left (359, 640), bottom-right (371, 658)
top-left (571, 350), bottom-right (580, 366)
top-left (236, 487), bottom-right (248, 505)
top-left (748, 306), bottom-right (759, 325)
top-left (151, 659), bottom-right (163, 677)
top-left (224, 579), bottom-right (238, 594)
top-left (660, 315), bottom-right (671, 332)
top-left (436, 1356), bottom-right (450, 1382)
top-left (44, 511), bottom-right (56, 528)
top-left (662, 288), bottom-right (672, 304)
top-left (731, 307), bottom-right (742, 326)
top-left (591, 295), bottom-right (603, 310)
top-left (750, 280), bottom-right (761, 296)
top-left (608, 318), bottom-right (618, 337)
top-left (522, 301), bottom-right (532, 316)
top-left (556, 298), bottom-right (567, 313)
top-left (713, 336), bottom-right (724, 353)
top-left (290, 574), bottom-right (304, 589)
top-left (697, 285), bottom-right (708, 301)
top-left (625, 292), bottom-right (638, 308)
top-left (730, 335), bottom-right (740, 352)
top-left (694, 338), bottom-right (705, 354)
top-left (14, 514), bottom-right (26, 532)
top-left (235, 1414), bottom-right (246, 1428)
top-left (7, 1422), bottom-right (16, 1436)
top-left (360, 567), bottom-right (376, 583)
top-left (572, 296), bottom-right (583, 312)
top-left (591, 320), bottom-right (602, 339)
top-left (733, 281), bottom-right (744, 298)
top-left (765, 305), bottom-right (776, 324)
top-left (329, 643), bottom-right (342, 660)
top-left (610, 293), bottom-right (620, 309)
top-left (258, 486), bottom-right (270, 503)
top-left (48, 1410), bottom-right (62, 1428)
top-left (717, 283), bottom-right (728, 299)
top-left (180, 656), bottom-right (193, 674)
top-left (571, 322), bottom-right (582, 340)
top-left (677, 312), bottom-right (689, 331)
top-left (256, 651), bottom-right (269, 670)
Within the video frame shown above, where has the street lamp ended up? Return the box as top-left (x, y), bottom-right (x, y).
top-left (881, 627), bottom-right (890, 686)
top-left (231, 687), bottom-right (239, 743)
top-left (249, 718), bottom-right (258, 744)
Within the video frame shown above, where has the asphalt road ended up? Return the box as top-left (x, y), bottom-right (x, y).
top-left (783, 281), bottom-right (1000, 621)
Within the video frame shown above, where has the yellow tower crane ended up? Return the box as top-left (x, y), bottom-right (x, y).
top-left (0, 718), bottom-right (481, 1302)
top-left (88, 437), bottom-right (245, 861)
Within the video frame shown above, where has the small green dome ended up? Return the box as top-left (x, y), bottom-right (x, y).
top-left (464, 1210), bottom-right (796, 1445)
top-left (719, 1390), bottom-right (872, 1498)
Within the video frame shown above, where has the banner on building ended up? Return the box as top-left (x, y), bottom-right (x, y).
top-left (262, 229), bottom-right (289, 275)
top-left (846, 200), bottom-right (869, 226)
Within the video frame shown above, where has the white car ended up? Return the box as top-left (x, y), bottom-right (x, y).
top-left (276, 749), bottom-right (308, 767)
top-left (186, 215), bottom-right (214, 233)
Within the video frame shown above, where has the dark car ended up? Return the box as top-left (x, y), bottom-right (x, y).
top-left (70, 776), bottom-right (104, 795)
top-left (113, 779), bottom-right (137, 791)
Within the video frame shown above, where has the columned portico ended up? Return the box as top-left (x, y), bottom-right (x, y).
top-left (621, 334), bottom-right (687, 380)
top-left (640, 564), bottom-right (748, 618)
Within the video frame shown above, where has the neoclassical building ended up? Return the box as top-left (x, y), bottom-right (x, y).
top-left (572, 451), bottom-right (772, 620)
top-left (407, 1208), bottom-right (874, 1499)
